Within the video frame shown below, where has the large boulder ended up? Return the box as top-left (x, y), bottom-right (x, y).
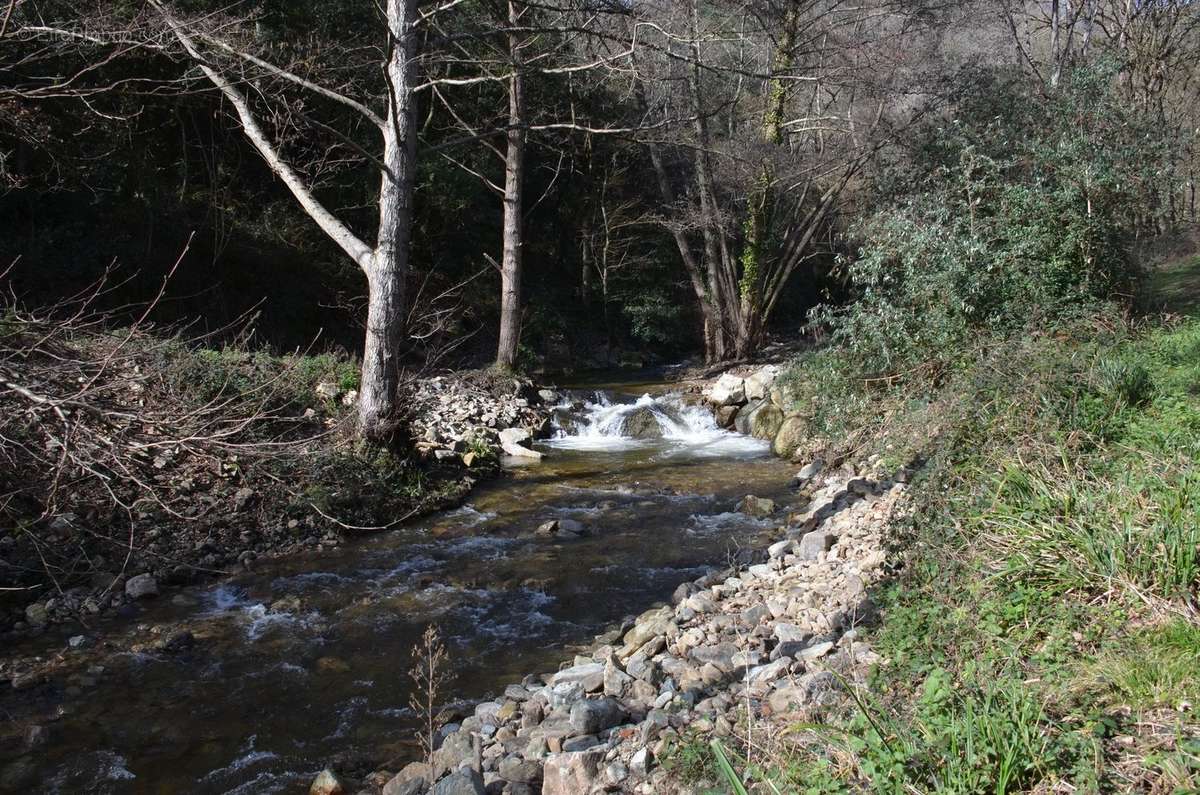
top-left (498, 428), bottom-right (543, 460)
top-left (772, 415), bottom-right (807, 458)
top-left (747, 401), bottom-right (784, 440)
top-left (708, 373), bottom-right (746, 407)
top-left (620, 407), bottom-right (663, 439)
top-left (743, 366), bottom-right (779, 401)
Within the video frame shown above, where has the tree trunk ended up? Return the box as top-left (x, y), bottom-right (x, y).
top-left (495, 2), bottom-right (527, 371)
top-left (359, 0), bottom-right (419, 442)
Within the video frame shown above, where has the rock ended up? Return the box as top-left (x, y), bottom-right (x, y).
top-left (603, 658), bottom-right (633, 697)
top-left (562, 734), bottom-right (602, 752)
top-left (629, 747), bottom-right (652, 777)
top-left (709, 373), bottom-right (746, 406)
top-left (796, 459), bottom-right (824, 481)
top-left (315, 381), bottom-right (341, 401)
top-left (234, 487), bottom-right (256, 512)
top-left (124, 573), bottom-right (159, 600)
top-left (552, 662), bottom-right (605, 693)
top-left (538, 388), bottom-right (560, 404)
top-left (430, 768), bottom-right (486, 795)
top-left (569, 697), bottom-right (625, 735)
top-left (737, 495), bottom-right (776, 518)
top-left (747, 658), bottom-right (791, 683)
top-left (310, 769), bottom-right (344, 795)
top-left (498, 757), bottom-right (541, 784)
top-left (555, 518), bottom-right (587, 538)
top-left (799, 641), bottom-right (835, 660)
top-left (690, 642), bottom-right (739, 674)
top-left (153, 629), bottom-right (195, 652)
top-left (768, 539), bottom-right (795, 559)
top-left (498, 428), bottom-right (542, 460)
top-left (747, 401), bottom-right (784, 441)
top-left (383, 765), bottom-right (428, 795)
top-left (432, 730), bottom-right (475, 780)
top-left (772, 415), bottom-right (806, 458)
top-left (542, 750), bottom-right (605, 795)
top-left (622, 607), bottom-right (673, 651)
top-left (715, 404), bottom-right (739, 428)
top-left (743, 366), bottom-right (778, 401)
top-left (24, 603), bottom-right (49, 626)
top-left (798, 531), bottom-right (837, 559)
top-left (620, 407), bottom-right (664, 439)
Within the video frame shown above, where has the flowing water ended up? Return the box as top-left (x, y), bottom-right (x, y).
top-left (1, 386), bottom-right (796, 794)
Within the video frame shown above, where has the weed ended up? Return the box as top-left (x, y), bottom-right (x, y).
top-left (408, 624), bottom-right (450, 765)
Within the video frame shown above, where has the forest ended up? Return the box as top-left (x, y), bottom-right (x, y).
top-left (1, 0), bottom-right (1199, 793)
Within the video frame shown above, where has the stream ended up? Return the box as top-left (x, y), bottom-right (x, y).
top-left (1, 386), bottom-right (797, 794)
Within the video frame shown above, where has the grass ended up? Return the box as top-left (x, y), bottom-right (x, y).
top-left (694, 262), bottom-right (1200, 792)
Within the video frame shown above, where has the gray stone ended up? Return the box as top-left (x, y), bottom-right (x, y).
top-left (798, 531), bottom-right (837, 560)
top-left (569, 697), bottom-right (625, 736)
top-left (741, 604), bottom-right (771, 626)
top-left (551, 662), bottom-right (605, 693)
top-left (799, 641), bottom-right (835, 660)
top-left (797, 459), bottom-right (824, 481)
top-left (498, 756), bottom-right (541, 784)
top-left (124, 573), bottom-right (159, 600)
top-left (561, 734), bottom-right (602, 752)
top-left (24, 603), bottom-right (49, 626)
top-left (629, 747), bottom-right (652, 777)
top-left (768, 539), bottom-right (795, 559)
top-left (603, 657), bottom-right (633, 697)
top-left (430, 769), bottom-right (485, 795)
top-left (690, 642), bottom-right (739, 673)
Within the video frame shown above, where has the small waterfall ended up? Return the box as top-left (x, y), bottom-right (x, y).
top-left (546, 391), bottom-right (769, 457)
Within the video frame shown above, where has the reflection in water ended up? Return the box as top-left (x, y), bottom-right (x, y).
top-left (2, 389), bottom-right (796, 793)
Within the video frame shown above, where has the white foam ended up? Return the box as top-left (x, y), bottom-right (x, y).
top-left (546, 391), bottom-right (771, 458)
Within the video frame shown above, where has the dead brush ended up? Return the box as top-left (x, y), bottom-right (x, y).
top-left (408, 624), bottom-right (451, 765)
top-left (0, 260), bottom-right (338, 600)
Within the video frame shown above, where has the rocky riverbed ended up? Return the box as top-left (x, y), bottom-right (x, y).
top-left (327, 457), bottom-right (908, 795)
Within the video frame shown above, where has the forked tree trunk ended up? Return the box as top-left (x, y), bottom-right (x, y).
top-left (495, 1), bottom-right (527, 371)
top-left (157, 0), bottom-right (420, 444)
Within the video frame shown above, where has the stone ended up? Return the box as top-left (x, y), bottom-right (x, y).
top-left (309, 769), bottom-right (344, 795)
top-left (382, 763), bottom-right (430, 795)
top-left (24, 603), bottom-right (49, 626)
top-left (629, 747), bottom-right (652, 777)
top-left (773, 415), bottom-right (806, 458)
top-left (153, 629), bottom-right (195, 652)
top-left (715, 404), bottom-right (739, 428)
top-left (743, 366), bottom-right (778, 401)
top-left (621, 407), bottom-right (664, 439)
top-left (124, 573), bottom-right (159, 600)
top-left (768, 539), bottom-right (795, 559)
top-left (569, 697), bottom-right (625, 736)
top-left (741, 603), bottom-right (770, 626)
top-left (690, 642), bottom-right (738, 673)
top-left (797, 459), bottom-right (825, 481)
top-left (737, 495), bottom-right (776, 518)
top-left (498, 428), bottom-right (542, 460)
top-left (315, 381), bottom-right (341, 401)
top-left (542, 750), bottom-right (605, 795)
top-left (747, 658), bottom-right (791, 683)
top-left (432, 730), bottom-right (475, 779)
top-left (603, 658), bottom-right (633, 697)
top-left (498, 756), bottom-right (541, 784)
top-left (538, 388), bottom-right (560, 404)
top-left (552, 662), bottom-right (605, 693)
top-left (621, 607), bottom-right (673, 650)
top-left (430, 769), bottom-right (486, 795)
top-left (605, 761), bottom-right (628, 785)
top-left (798, 531), bottom-right (837, 559)
top-left (799, 641), bottom-right (835, 660)
top-left (747, 401), bottom-right (785, 441)
top-left (562, 734), bottom-right (602, 752)
top-left (708, 373), bottom-right (746, 406)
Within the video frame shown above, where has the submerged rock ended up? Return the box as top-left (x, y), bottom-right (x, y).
top-left (124, 573), bottom-right (159, 600)
top-left (737, 495), bottom-right (776, 518)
